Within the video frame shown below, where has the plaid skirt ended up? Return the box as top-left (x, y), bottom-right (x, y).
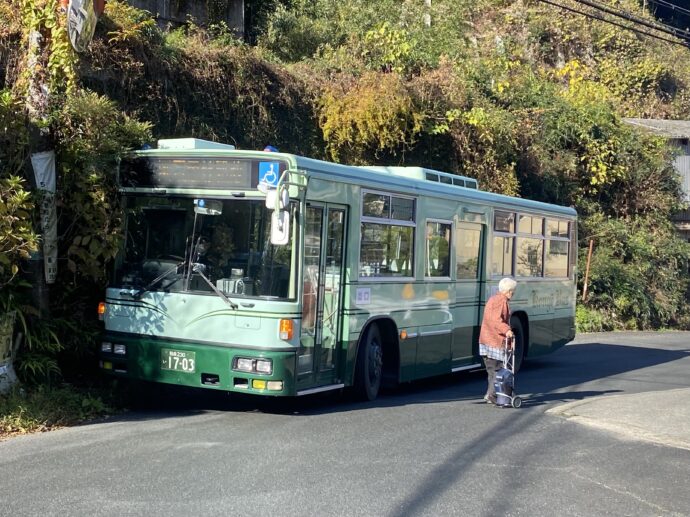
top-left (479, 343), bottom-right (503, 361)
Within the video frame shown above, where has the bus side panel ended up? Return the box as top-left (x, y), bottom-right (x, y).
top-left (451, 281), bottom-right (482, 367)
top-left (525, 315), bottom-right (553, 357)
top-left (522, 280), bottom-right (576, 357)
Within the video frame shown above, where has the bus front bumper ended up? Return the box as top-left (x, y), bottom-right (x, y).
top-left (99, 335), bottom-right (297, 396)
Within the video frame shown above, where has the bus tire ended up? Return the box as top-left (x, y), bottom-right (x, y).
top-left (510, 315), bottom-right (526, 373)
top-left (354, 323), bottom-right (383, 401)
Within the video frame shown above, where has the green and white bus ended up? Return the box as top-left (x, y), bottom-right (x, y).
top-left (99, 138), bottom-right (577, 400)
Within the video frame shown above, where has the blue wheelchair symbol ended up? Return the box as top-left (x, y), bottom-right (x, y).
top-left (259, 162), bottom-right (280, 187)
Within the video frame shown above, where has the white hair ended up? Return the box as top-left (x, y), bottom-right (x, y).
top-left (498, 277), bottom-right (517, 293)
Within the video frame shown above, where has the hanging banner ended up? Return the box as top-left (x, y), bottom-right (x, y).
top-left (30, 151), bottom-right (58, 284)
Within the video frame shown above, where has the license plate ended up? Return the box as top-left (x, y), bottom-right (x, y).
top-left (161, 349), bottom-right (196, 373)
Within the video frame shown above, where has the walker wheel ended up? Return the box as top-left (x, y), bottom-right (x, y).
top-left (511, 396), bottom-right (523, 408)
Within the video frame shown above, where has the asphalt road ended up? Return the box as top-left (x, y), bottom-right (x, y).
top-left (1, 332), bottom-right (689, 517)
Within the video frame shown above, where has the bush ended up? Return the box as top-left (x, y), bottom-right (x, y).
top-left (579, 214), bottom-right (690, 330)
top-left (319, 72), bottom-right (424, 164)
top-left (0, 384), bottom-right (116, 438)
top-left (576, 304), bottom-right (609, 333)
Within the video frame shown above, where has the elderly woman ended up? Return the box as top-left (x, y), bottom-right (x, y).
top-left (479, 277), bottom-right (517, 405)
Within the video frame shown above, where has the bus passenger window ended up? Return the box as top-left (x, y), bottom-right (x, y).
top-left (302, 207), bottom-right (322, 333)
top-left (545, 218), bottom-right (571, 277)
top-left (492, 236), bottom-right (513, 276)
top-left (456, 226), bottom-right (482, 279)
top-left (516, 237), bottom-right (543, 277)
top-left (426, 221), bottom-right (451, 278)
top-left (494, 211), bottom-right (515, 233)
top-left (359, 190), bottom-right (416, 278)
top-left (545, 240), bottom-right (569, 277)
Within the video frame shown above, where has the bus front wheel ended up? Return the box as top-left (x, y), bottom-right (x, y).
top-left (510, 315), bottom-right (526, 373)
top-left (354, 323), bottom-right (383, 401)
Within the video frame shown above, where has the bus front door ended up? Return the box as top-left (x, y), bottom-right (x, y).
top-left (299, 204), bottom-right (347, 388)
top-left (452, 222), bottom-right (485, 369)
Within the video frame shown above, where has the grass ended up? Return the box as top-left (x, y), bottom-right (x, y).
top-left (0, 383), bottom-right (120, 440)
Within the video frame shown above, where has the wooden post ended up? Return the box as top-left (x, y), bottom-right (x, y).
top-left (582, 239), bottom-right (594, 302)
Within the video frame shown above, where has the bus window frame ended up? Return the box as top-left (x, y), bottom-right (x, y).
top-left (544, 217), bottom-right (573, 279)
top-left (455, 221), bottom-right (484, 281)
top-left (516, 214), bottom-right (545, 278)
top-left (491, 210), bottom-right (516, 278)
top-left (491, 210), bottom-right (574, 280)
top-left (358, 188), bottom-right (417, 281)
top-left (424, 218), bottom-right (453, 281)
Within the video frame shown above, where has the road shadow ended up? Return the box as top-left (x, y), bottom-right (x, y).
top-left (88, 334), bottom-right (690, 424)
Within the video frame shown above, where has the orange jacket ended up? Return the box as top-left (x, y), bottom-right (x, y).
top-left (478, 292), bottom-right (511, 348)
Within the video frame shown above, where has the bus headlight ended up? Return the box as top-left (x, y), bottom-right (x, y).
top-left (233, 357), bottom-right (273, 375)
top-left (235, 358), bottom-right (254, 372)
top-left (255, 359), bottom-right (273, 374)
top-left (113, 344), bottom-right (127, 355)
top-left (101, 342), bottom-right (113, 353)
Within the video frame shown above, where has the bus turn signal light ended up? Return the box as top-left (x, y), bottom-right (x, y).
top-left (279, 319), bottom-right (293, 340)
top-left (98, 302), bottom-right (106, 321)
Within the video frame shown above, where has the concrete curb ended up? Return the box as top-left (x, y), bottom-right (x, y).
top-left (546, 388), bottom-right (690, 452)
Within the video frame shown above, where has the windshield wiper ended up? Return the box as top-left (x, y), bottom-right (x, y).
top-left (190, 263), bottom-right (239, 309)
top-left (121, 262), bottom-right (183, 298)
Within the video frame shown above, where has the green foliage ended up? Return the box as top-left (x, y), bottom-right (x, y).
top-left (319, 73), bottom-right (424, 164)
top-left (88, 0), bottom-right (321, 153)
top-left (0, 288), bottom-right (63, 384)
top-left (0, 384), bottom-right (115, 437)
top-left (260, 0), bottom-right (477, 70)
top-left (0, 90), bottom-right (38, 287)
top-left (362, 22), bottom-right (417, 74)
top-left (258, 1), bottom-right (339, 62)
top-left (579, 214), bottom-right (690, 330)
top-left (55, 91), bottom-right (151, 283)
top-left (0, 90), bottom-right (28, 176)
top-left (19, 0), bottom-right (77, 95)
top-left (103, 0), bottom-right (159, 47)
top-left (576, 304), bottom-right (608, 333)
top-left (0, 177), bottom-right (39, 286)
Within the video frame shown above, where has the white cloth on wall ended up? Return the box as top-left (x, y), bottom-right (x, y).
top-left (30, 150), bottom-right (58, 284)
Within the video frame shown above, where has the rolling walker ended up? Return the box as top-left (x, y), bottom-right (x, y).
top-left (494, 336), bottom-right (523, 408)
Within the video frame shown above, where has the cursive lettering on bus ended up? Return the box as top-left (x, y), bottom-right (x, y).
top-left (530, 289), bottom-right (571, 309)
top-left (531, 291), bottom-right (554, 309)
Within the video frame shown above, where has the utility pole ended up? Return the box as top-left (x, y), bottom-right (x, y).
top-left (582, 239), bottom-right (595, 302)
top-left (24, 0), bottom-right (61, 318)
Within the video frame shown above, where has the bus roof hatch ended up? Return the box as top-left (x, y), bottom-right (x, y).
top-left (363, 166), bottom-right (479, 190)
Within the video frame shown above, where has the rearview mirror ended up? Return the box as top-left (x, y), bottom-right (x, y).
top-left (271, 210), bottom-right (290, 245)
top-left (194, 199), bottom-right (223, 215)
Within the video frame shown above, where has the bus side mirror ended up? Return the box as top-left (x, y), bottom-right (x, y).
top-left (271, 210), bottom-right (290, 245)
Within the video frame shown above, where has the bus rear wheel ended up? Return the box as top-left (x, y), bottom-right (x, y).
top-left (510, 315), bottom-right (526, 373)
top-left (354, 323), bottom-right (383, 401)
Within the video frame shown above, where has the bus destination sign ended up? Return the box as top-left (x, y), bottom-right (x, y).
top-left (119, 156), bottom-right (287, 190)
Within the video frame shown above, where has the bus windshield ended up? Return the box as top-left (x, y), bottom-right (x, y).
top-left (115, 196), bottom-right (297, 300)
